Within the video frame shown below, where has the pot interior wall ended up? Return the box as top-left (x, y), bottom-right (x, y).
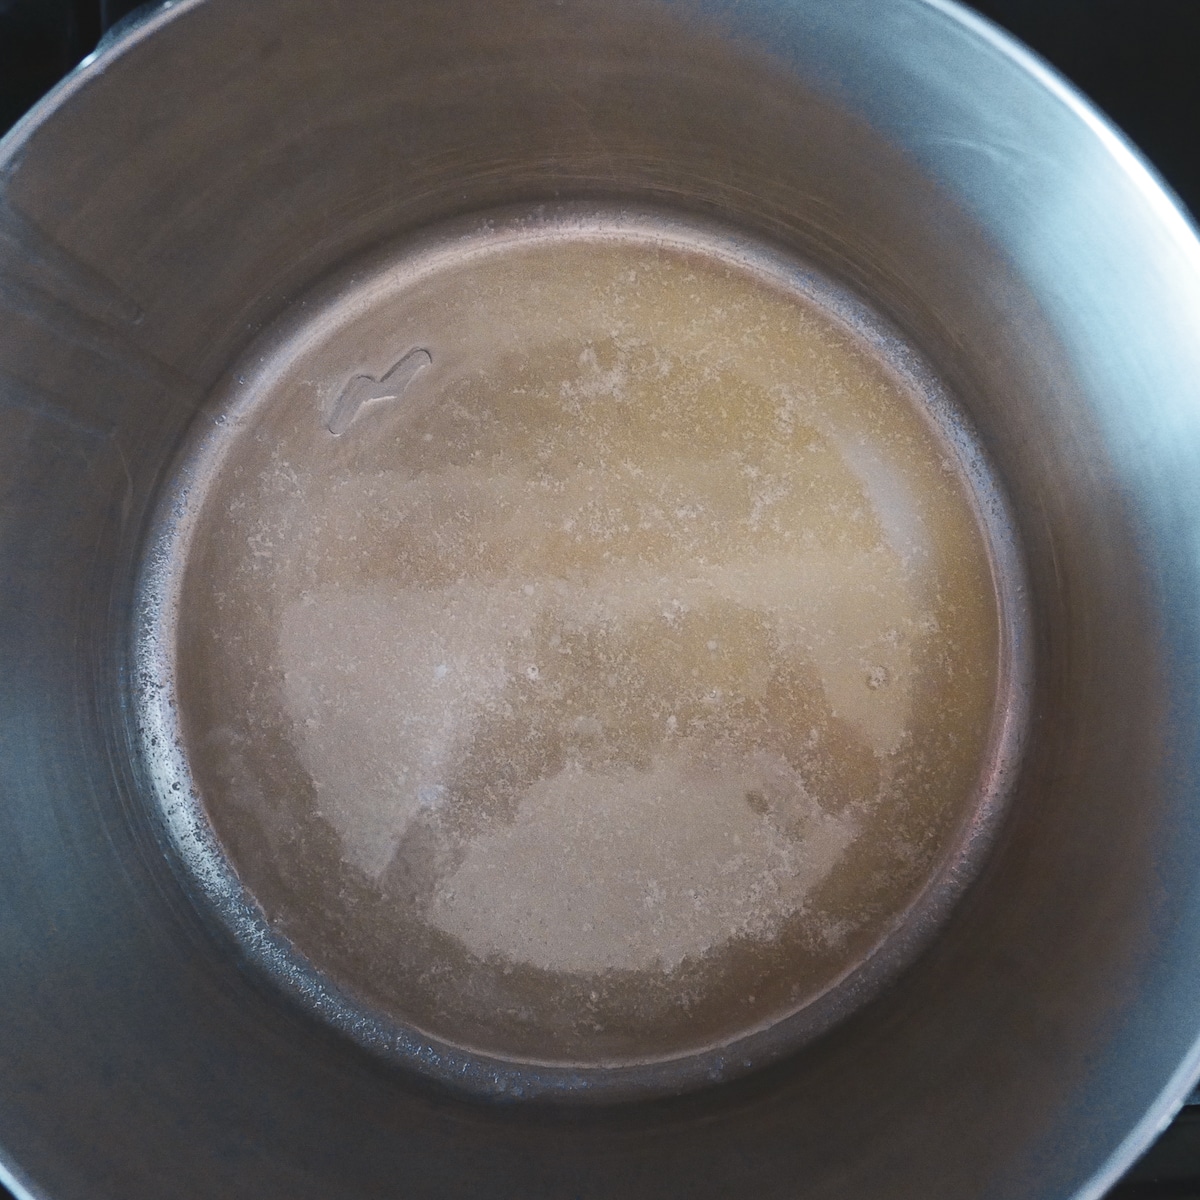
top-left (2, 0), bottom-right (1200, 1197)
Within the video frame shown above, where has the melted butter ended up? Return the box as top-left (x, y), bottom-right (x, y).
top-left (175, 231), bottom-right (1000, 1065)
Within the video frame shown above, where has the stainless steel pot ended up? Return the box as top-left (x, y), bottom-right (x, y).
top-left (3, 0), bottom-right (1200, 1196)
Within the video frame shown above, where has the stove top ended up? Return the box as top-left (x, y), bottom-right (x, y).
top-left (0, 1), bottom-right (1197, 1197)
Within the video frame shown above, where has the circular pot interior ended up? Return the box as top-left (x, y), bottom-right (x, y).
top-left (2, 0), bottom-right (1200, 1197)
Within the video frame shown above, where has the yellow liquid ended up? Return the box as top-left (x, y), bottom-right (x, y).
top-left (175, 230), bottom-right (1000, 1065)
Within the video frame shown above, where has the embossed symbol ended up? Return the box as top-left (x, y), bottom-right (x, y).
top-left (326, 347), bottom-right (432, 436)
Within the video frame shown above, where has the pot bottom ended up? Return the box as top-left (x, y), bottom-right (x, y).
top-left (134, 205), bottom-right (1026, 1100)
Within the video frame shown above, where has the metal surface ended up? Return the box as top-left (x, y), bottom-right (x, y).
top-left (1, 0), bottom-right (1200, 1195)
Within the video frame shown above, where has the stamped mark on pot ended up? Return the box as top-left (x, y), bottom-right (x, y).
top-left (327, 347), bottom-right (431, 435)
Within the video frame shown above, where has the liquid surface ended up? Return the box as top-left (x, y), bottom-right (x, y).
top-left (169, 222), bottom-right (1001, 1068)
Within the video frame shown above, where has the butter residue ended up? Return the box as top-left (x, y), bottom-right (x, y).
top-left (176, 228), bottom-right (998, 1064)
top-left (428, 743), bottom-right (856, 974)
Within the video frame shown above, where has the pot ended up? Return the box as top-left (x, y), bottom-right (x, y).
top-left (2, 0), bottom-right (1200, 1196)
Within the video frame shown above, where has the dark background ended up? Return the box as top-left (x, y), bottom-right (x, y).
top-left (1, 0), bottom-right (1198, 1196)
